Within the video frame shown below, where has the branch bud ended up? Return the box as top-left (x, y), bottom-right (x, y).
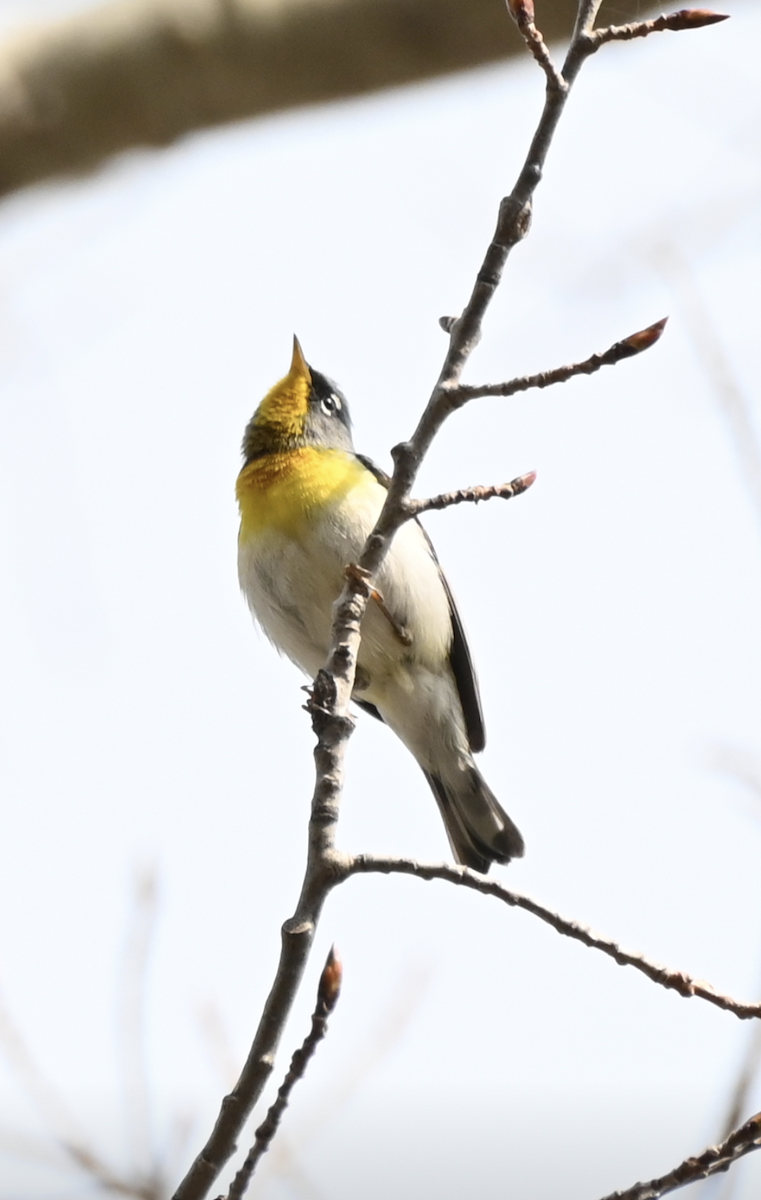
top-left (317, 946), bottom-right (343, 1013)
top-left (667, 9), bottom-right (729, 29)
top-left (619, 316), bottom-right (668, 357)
top-left (515, 470), bottom-right (537, 493)
top-left (506, 0), bottom-right (535, 26)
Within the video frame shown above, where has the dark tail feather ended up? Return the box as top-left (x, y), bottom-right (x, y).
top-left (423, 766), bottom-right (524, 874)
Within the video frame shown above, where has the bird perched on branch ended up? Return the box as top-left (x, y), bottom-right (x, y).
top-left (236, 337), bottom-right (524, 873)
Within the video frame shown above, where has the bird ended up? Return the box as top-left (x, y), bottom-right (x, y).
top-left (236, 337), bottom-right (524, 873)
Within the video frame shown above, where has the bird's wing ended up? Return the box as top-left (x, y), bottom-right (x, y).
top-left (355, 453), bottom-right (486, 753)
top-left (354, 697), bottom-right (384, 722)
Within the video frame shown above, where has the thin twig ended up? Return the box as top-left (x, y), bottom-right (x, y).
top-left (454, 318), bottom-right (667, 403)
top-left (346, 856), bottom-right (761, 1021)
top-left (0, 1123), bottom-right (161, 1198)
top-left (407, 471), bottom-right (536, 517)
top-left (248, 1140), bottom-right (328, 1200)
top-left (710, 954), bottom-right (761, 1200)
top-left (589, 10), bottom-right (729, 51)
top-left (0, 908), bottom-right (165, 1199)
top-left (283, 960), bottom-right (431, 1148)
top-left (225, 949), bottom-right (343, 1200)
top-left (573, 0), bottom-right (605, 37)
top-left (0, 985), bottom-right (147, 1195)
top-left (505, 0), bottom-right (565, 87)
top-left (719, 1023), bottom-right (761, 1143)
top-left (257, 961), bottom-right (431, 1196)
top-left (598, 1111), bottom-right (761, 1200)
top-left (0, 987), bottom-right (93, 1154)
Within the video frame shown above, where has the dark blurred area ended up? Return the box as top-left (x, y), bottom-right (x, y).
top-left (0, 0), bottom-right (648, 196)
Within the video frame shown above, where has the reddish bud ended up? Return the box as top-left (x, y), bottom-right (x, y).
top-left (317, 946), bottom-right (343, 1012)
top-left (506, 0), bottom-right (535, 26)
top-left (621, 317), bottom-right (668, 356)
top-left (515, 470), bottom-right (537, 493)
top-left (668, 9), bottom-right (730, 29)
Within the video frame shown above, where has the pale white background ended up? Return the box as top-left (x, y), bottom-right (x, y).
top-left (0, 1), bottom-right (760, 1196)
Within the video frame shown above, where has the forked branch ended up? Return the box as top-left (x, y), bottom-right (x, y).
top-left (172, 6), bottom-right (730, 1198)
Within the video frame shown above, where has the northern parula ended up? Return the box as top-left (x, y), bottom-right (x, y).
top-left (236, 338), bottom-right (524, 872)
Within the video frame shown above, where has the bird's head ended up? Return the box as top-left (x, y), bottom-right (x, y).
top-left (241, 337), bottom-right (354, 463)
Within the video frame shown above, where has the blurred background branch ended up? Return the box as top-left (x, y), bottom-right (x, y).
top-left (658, 245), bottom-right (761, 528)
top-left (0, 882), bottom-right (169, 1199)
top-left (0, 0), bottom-right (650, 197)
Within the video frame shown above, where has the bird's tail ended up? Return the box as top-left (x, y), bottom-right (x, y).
top-left (423, 764), bottom-right (524, 874)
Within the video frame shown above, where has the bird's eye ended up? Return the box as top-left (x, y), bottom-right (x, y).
top-left (321, 394), bottom-right (341, 416)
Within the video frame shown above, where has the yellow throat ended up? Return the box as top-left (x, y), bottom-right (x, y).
top-left (236, 338), bottom-right (367, 541)
top-left (236, 445), bottom-right (367, 541)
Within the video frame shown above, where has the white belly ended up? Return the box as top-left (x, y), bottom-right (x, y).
top-left (237, 478), bottom-right (453, 711)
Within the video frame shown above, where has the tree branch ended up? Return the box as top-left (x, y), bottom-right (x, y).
top-left (172, 5), bottom-right (728, 1196)
top-left (346, 856), bottom-right (761, 1022)
top-left (598, 1111), bottom-right (761, 1200)
top-left (506, 0), bottom-right (564, 88)
top-left (406, 471), bottom-right (536, 518)
top-left (453, 318), bottom-right (668, 404)
top-left (224, 948), bottom-right (343, 1200)
top-left (172, 588), bottom-right (364, 1200)
top-left (0, 0), bottom-right (653, 199)
top-left (589, 9), bottom-right (729, 52)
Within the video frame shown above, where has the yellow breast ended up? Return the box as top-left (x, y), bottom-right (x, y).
top-left (236, 447), bottom-right (369, 542)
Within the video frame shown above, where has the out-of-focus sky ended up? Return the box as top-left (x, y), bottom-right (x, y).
top-left (0, 1), bottom-right (760, 1197)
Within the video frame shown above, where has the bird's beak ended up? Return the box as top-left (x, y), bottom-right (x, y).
top-left (290, 335), bottom-right (311, 384)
